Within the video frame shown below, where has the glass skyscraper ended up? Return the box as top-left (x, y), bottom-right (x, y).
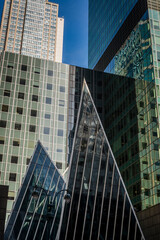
top-left (4, 84), bottom-right (145, 239)
top-left (88, 0), bottom-right (160, 211)
top-left (0, 0), bottom-right (64, 62)
top-left (4, 141), bottom-right (66, 240)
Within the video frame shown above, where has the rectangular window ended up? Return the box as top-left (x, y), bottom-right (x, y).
top-left (18, 92), bottom-right (24, 99)
top-left (34, 67), bottom-right (40, 74)
top-left (58, 129), bottom-right (63, 137)
top-left (7, 63), bottom-right (14, 69)
top-left (58, 114), bottom-right (64, 121)
top-left (59, 100), bottom-right (65, 106)
top-left (13, 140), bottom-right (20, 146)
top-left (57, 149), bottom-right (63, 152)
top-left (60, 86), bottom-right (65, 92)
top-left (32, 95), bottom-right (38, 102)
top-left (2, 105), bottom-right (8, 112)
top-left (9, 173), bottom-right (16, 181)
top-left (154, 144), bottom-right (159, 151)
top-left (0, 154), bottom-right (2, 162)
top-left (6, 76), bottom-right (12, 82)
top-left (157, 190), bottom-right (160, 197)
top-left (156, 174), bottom-right (160, 181)
top-left (11, 156), bottom-right (18, 164)
top-left (17, 107), bottom-right (23, 114)
top-left (45, 114), bottom-right (50, 119)
top-left (0, 140), bottom-right (4, 144)
top-left (21, 65), bottom-right (27, 71)
top-left (31, 110), bottom-right (37, 117)
top-left (0, 120), bottom-right (7, 128)
top-left (48, 70), bottom-right (53, 76)
top-left (46, 97), bottom-right (51, 104)
top-left (153, 132), bottom-right (157, 137)
top-left (26, 158), bottom-right (30, 165)
top-left (144, 189), bottom-right (150, 196)
top-left (29, 125), bottom-right (36, 132)
top-left (44, 127), bottom-right (50, 134)
top-left (20, 78), bottom-right (26, 85)
top-left (4, 90), bottom-right (10, 97)
top-left (15, 123), bottom-right (21, 130)
top-left (47, 83), bottom-right (52, 90)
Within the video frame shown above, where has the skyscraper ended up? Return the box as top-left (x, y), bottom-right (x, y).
top-left (0, 0), bottom-right (64, 62)
top-left (88, 0), bottom-right (160, 211)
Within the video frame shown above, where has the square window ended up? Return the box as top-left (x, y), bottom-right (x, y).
top-left (56, 162), bottom-right (62, 169)
top-left (26, 158), bottom-right (30, 165)
top-left (21, 65), bottom-right (27, 71)
top-left (47, 83), bottom-right (52, 90)
top-left (31, 110), bottom-right (37, 117)
top-left (15, 123), bottom-right (21, 130)
top-left (32, 95), bottom-right (38, 102)
top-left (29, 125), bottom-right (36, 132)
top-left (7, 63), bottom-right (14, 69)
top-left (44, 127), bottom-right (50, 134)
top-left (13, 140), bottom-right (20, 146)
top-left (46, 97), bottom-right (51, 104)
top-left (9, 173), bottom-right (16, 181)
top-left (59, 100), bottom-right (65, 106)
top-left (20, 78), bottom-right (26, 85)
top-left (17, 107), bottom-right (23, 114)
top-left (58, 114), bottom-right (64, 121)
top-left (60, 86), bottom-right (65, 92)
top-left (2, 105), bottom-right (8, 112)
top-left (11, 156), bottom-right (18, 164)
top-left (0, 154), bottom-right (2, 162)
top-left (4, 90), bottom-right (10, 97)
top-left (153, 132), bottom-right (157, 137)
top-left (58, 129), bottom-right (63, 137)
top-left (48, 70), bottom-right (53, 76)
top-left (18, 92), bottom-right (24, 99)
top-left (45, 114), bottom-right (50, 119)
top-left (0, 120), bottom-right (7, 128)
top-left (0, 140), bottom-right (4, 144)
top-left (143, 173), bottom-right (149, 180)
top-left (6, 76), bottom-right (12, 82)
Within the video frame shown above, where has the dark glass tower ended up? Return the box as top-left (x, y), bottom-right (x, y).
top-left (88, 0), bottom-right (160, 211)
top-left (59, 81), bottom-right (145, 240)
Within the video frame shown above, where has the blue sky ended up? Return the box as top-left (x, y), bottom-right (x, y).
top-left (0, 0), bottom-right (88, 68)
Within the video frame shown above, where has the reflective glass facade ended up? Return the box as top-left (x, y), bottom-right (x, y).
top-left (59, 82), bottom-right (144, 240)
top-left (0, 51), bottom-right (69, 219)
top-left (88, 0), bottom-right (160, 211)
top-left (4, 141), bottom-right (66, 240)
top-left (0, 0), bottom-right (63, 62)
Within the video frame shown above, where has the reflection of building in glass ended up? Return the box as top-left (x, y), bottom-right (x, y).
top-left (4, 141), bottom-right (66, 240)
top-left (0, 0), bottom-right (64, 62)
top-left (88, 0), bottom-right (160, 212)
top-left (58, 81), bottom-right (145, 239)
top-left (4, 83), bottom-right (145, 239)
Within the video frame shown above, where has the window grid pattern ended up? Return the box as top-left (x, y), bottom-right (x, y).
top-left (0, 51), bottom-right (69, 219)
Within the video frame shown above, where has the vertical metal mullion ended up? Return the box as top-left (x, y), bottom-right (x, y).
top-left (89, 136), bottom-right (104, 240)
top-left (8, 145), bottom-right (42, 239)
top-left (72, 115), bottom-right (94, 240)
top-left (127, 207), bottom-right (132, 240)
top-left (104, 163), bottom-right (115, 240)
top-left (17, 152), bottom-right (48, 240)
top-left (112, 178), bottom-right (121, 240)
top-left (32, 168), bottom-right (56, 240)
top-left (80, 129), bottom-right (101, 240)
top-left (120, 192), bottom-right (126, 240)
top-left (134, 222), bottom-right (137, 240)
top-left (97, 148), bottom-right (110, 240)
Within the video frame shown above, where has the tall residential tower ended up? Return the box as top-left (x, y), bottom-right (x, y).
top-left (0, 0), bottom-right (64, 62)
